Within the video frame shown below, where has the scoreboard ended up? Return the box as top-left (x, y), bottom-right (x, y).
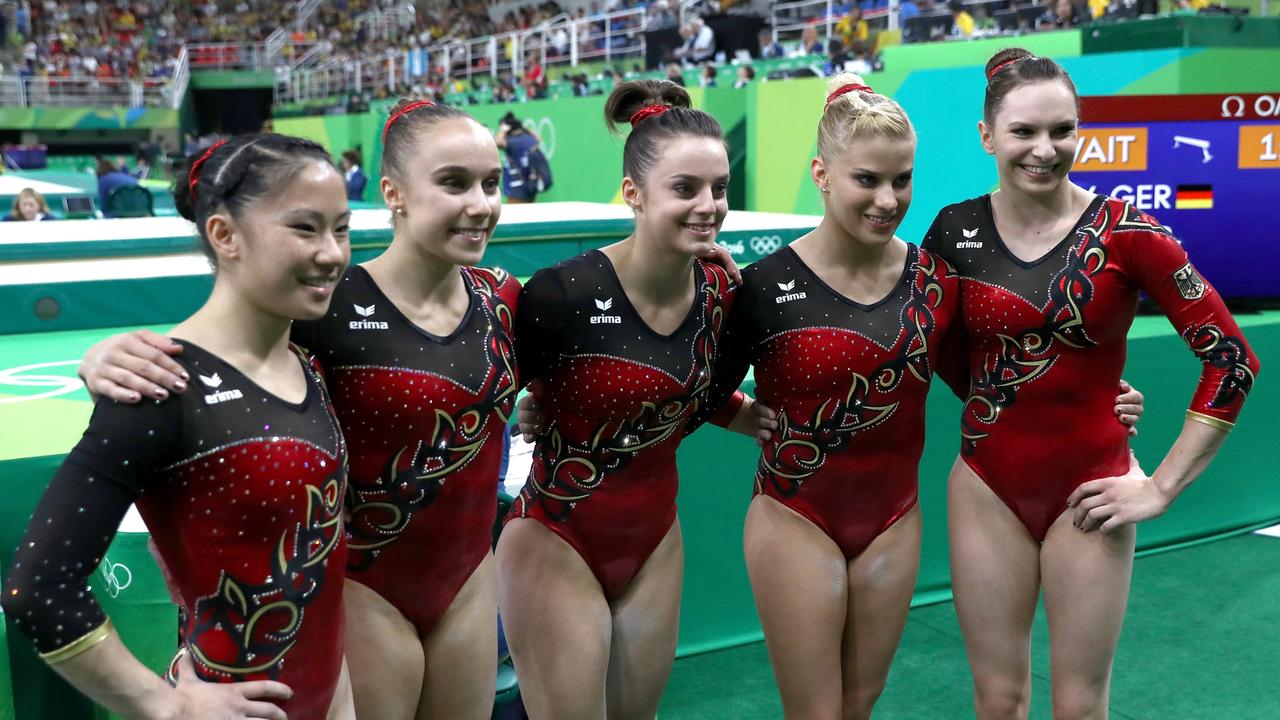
top-left (1073, 93), bottom-right (1280, 300)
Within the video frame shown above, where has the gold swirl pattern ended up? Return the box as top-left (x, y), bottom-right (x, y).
top-left (518, 263), bottom-right (729, 522)
top-left (188, 475), bottom-right (343, 679)
top-left (960, 202), bottom-right (1110, 452)
top-left (757, 249), bottom-right (942, 497)
top-left (346, 268), bottom-right (517, 563)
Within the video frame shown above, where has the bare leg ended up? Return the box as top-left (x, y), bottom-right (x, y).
top-left (344, 578), bottom-right (426, 720)
top-left (417, 552), bottom-right (499, 720)
top-left (1041, 510), bottom-right (1135, 720)
top-left (840, 505), bottom-right (922, 720)
top-left (326, 656), bottom-right (357, 719)
top-left (744, 495), bottom-right (848, 720)
top-left (496, 518), bottom-right (612, 720)
top-left (948, 458), bottom-right (1042, 720)
top-left (605, 519), bottom-right (685, 720)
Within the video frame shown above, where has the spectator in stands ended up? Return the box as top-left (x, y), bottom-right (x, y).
top-left (795, 24), bottom-right (825, 56)
top-left (733, 64), bottom-right (755, 89)
top-left (341, 149), bottom-right (368, 201)
top-left (1040, 0), bottom-right (1084, 27)
top-left (836, 6), bottom-right (869, 46)
top-left (899, 0), bottom-right (922, 20)
top-left (665, 62), bottom-right (686, 86)
top-left (522, 52), bottom-right (547, 100)
top-left (646, 0), bottom-right (678, 31)
top-left (758, 29), bottom-right (784, 59)
top-left (700, 62), bottom-right (717, 87)
top-left (848, 40), bottom-right (875, 74)
top-left (551, 25), bottom-right (570, 56)
top-left (4, 187), bottom-right (56, 221)
top-left (974, 4), bottom-right (998, 31)
top-left (950, 0), bottom-right (977, 36)
top-left (822, 38), bottom-right (851, 76)
top-left (675, 16), bottom-right (715, 64)
top-left (95, 157), bottom-right (140, 218)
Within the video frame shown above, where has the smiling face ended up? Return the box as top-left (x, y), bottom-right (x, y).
top-left (625, 135), bottom-right (730, 257)
top-left (381, 117), bottom-right (503, 267)
top-left (213, 160), bottom-right (352, 321)
top-left (814, 133), bottom-right (915, 247)
top-left (980, 79), bottom-right (1079, 198)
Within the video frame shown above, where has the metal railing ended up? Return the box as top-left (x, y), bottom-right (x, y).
top-left (266, 29), bottom-right (288, 62)
top-left (169, 46), bottom-right (191, 109)
top-left (0, 75), bottom-right (172, 108)
top-left (356, 2), bottom-right (417, 41)
top-left (772, 0), bottom-right (899, 44)
top-left (185, 42), bottom-right (279, 71)
top-left (275, 51), bottom-right (408, 104)
top-left (297, 0), bottom-right (324, 28)
top-left (276, 3), bottom-right (653, 104)
top-left (289, 41), bottom-right (332, 70)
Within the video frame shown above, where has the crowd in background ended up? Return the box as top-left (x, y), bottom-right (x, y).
top-left (0, 0), bottom-right (1240, 103)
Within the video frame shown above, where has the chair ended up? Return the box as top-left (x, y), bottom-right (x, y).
top-left (105, 184), bottom-right (154, 218)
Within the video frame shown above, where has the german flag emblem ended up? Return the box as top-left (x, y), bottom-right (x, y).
top-left (1175, 185), bottom-right (1213, 210)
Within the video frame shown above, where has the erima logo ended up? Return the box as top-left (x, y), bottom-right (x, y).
top-left (776, 279), bottom-right (807, 304)
top-left (957, 228), bottom-right (983, 249)
top-left (349, 303), bottom-right (389, 330)
top-left (591, 297), bottom-right (621, 324)
top-left (199, 374), bottom-right (243, 405)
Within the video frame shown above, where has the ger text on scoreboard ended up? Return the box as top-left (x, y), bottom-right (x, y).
top-left (1071, 93), bottom-right (1280, 300)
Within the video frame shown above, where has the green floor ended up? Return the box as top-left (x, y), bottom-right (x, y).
top-left (660, 532), bottom-right (1280, 719)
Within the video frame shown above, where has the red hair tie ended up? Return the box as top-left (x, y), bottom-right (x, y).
top-left (629, 104), bottom-right (670, 126)
top-left (987, 57), bottom-right (1027, 80)
top-left (382, 99), bottom-right (435, 143)
top-left (188, 139), bottom-right (228, 199)
top-left (825, 83), bottom-right (873, 106)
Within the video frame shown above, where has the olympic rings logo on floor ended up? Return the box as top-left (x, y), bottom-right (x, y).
top-left (99, 556), bottom-right (133, 598)
top-left (750, 235), bottom-right (784, 256)
top-left (0, 360), bottom-right (83, 404)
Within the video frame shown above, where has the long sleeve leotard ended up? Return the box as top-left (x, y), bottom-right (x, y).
top-left (923, 195), bottom-right (1259, 541)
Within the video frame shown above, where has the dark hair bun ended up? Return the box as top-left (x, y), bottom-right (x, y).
top-left (985, 47), bottom-right (1033, 81)
top-left (604, 80), bottom-right (692, 135)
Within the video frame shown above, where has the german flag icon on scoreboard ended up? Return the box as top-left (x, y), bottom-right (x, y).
top-left (1175, 185), bottom-right (1213, 210)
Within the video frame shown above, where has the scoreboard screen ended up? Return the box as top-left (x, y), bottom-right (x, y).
top-left (1073, 93), bottom-right (1280, 300)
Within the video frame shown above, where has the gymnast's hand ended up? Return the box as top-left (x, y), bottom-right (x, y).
top-left (1067, 451), bottom-right (1167, 534)
top-left (1115, 379), bottom-right (1144, 438)
top-left (78, 330), bottom-right (187, 403)
top-left (517, 394), bottom-right (544, 443)
top-left (750, 400), bottom-right (777, 447)
top-left (700, 243), bottom-right (743, 285)
top-left (170, 650), bottom-right (293, 720)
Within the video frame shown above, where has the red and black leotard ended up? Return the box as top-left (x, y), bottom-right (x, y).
top-left (923, 195), bottom-right (1259, 541)
top-left (1, 342), bottom-right (347, 719)
top-left (292, 264), bottom-right (520, 635)
top-left (702, 243), bottom-right (964, 558)
top-left (509, 250), bottom-right (735, 599)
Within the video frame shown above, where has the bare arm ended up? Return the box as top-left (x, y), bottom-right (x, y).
top-left (1069, 419), bottom-right (1227, 534)
top-left (49, 633), bottom-right (291, 720)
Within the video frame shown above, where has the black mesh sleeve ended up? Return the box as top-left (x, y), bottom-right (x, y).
top-left (1, 397), bottom-right (179, 661)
